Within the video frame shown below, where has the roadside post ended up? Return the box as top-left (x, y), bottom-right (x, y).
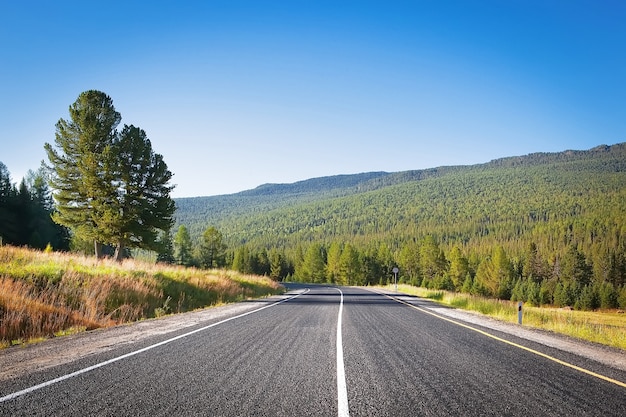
top-left (392, 267), bottom-right (399, 292)
top-left (518, 301), bottom-right (523, 325)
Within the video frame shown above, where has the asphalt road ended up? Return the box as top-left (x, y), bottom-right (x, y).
top-left (1, 285), bottom-right (625, 416)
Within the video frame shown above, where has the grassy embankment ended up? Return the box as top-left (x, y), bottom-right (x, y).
top-left (0, 246), bottom-right (283, 348)
top-left (386, 284), bottom-right (626, 351)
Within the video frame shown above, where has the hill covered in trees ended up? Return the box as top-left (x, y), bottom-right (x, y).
top-left (174, 143), bottom-right (626, 310)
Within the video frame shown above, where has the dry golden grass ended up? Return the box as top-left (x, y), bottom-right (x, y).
top-left (0, 246), bottom-right (283, 347)
top-left (385, 284), bottom-right (626, 351)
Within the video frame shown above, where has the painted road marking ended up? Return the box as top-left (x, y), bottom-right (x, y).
top-left (379, 291), bottom-right (626, 389)
top-left (0, 289), bottom-right (309, 403)
top-left (334, 287), bottom-right (350, 417)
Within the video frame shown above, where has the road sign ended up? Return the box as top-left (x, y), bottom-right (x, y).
top-left (392, 267), bottom-right (399, 291)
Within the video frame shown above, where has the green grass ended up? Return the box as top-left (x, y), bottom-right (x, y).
top-left (0, 246), bottom-right (284, 347)
top-left (386, 284), bottom-right (626, 351)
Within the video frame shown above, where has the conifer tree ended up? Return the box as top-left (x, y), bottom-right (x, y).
top-left (197, 226), bottom-right (226, 268)
top-left (0, 162), bottom-right (17, 244)
top-left (301, 243), bottom-right (326, 283)
top-left (339, 243), bottom-right (362, 285)
top-left (156, 229), bottom-right (176, 264)
top-left (108, 125), bottom-right (175, 260)
top-left (45, 91), bottom-right (174, 260)
top-left (448, 246), bottom-right (469, 290)
top-left (173, 225), bottom-right (193, 266)
top-left (45, 90), bottom-right (121, 257)
top-left (326, 241), bottom-right (343, 283)
top-left (268, 248), bottom-right (284, 280)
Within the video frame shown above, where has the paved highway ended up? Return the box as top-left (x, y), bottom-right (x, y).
top-left (1, 285), bottom-right (625, 416)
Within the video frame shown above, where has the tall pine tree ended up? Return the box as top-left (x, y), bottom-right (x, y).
top-left (45, 91), bottom-right (174, 260)
top-left (45, 90), bottom-right (121, 257)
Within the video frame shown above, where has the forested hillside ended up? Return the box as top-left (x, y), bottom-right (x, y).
top-left (174, 143), bottom-right (626, 310)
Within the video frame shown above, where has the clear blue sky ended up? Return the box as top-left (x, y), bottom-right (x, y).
top-left (1, 1), bottom-right (625, 198)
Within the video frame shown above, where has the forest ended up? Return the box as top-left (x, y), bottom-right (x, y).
top-left (3, 143), bottom-right (626, 311)
top-left (174, 143), bottom-right (626, 310)
top-left (0, 162), bottom-right (69, 251)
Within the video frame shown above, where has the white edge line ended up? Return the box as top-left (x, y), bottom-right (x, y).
top-left (0, 289), bottom-right (309, 403)
top-left (335, 288), bottom-right (350, 417)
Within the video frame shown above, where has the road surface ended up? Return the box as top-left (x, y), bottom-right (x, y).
top-left (1, 284), bottom-right (625, 416)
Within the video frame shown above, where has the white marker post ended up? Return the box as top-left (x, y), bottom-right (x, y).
top-left (518, 301), bottom-right (523, 325)
top-left (392, 267), bottom-right (399, 292)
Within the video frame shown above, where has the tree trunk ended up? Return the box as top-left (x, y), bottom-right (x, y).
top-left (94, 240), bottom-right (103, 259)
top-left (114, 242), bottom-right (125, 262)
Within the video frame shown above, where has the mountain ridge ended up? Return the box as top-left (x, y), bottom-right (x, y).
top-left (174, 142), bottom-right (626, 246)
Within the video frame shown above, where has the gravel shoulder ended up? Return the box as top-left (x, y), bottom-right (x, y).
top-left (382, 289), bottom-right (626, 372)
top-left (0, 298), bottom-right (278, 382)
top-left (1, 288), bottom-right (624, 383)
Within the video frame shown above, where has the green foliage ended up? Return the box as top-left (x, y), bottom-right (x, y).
top-left (173, 143), bottom-right (626, 310)
top-left (155, 229), bottom-right (176, 264)
top-left (44, 91), bottom-right (174, 260)
top-left (0, 162), bottom-right (70, 250)
top-left (173, 225), bottom-right (193, 266)
top-left (196, 226), bottom-right (227, 268)
top-left (109, 124), bottom-right (175, 257)
top-left (300, 243), bottom-right (326, 283)
top-left (45, 90), bottom-right (121, 256)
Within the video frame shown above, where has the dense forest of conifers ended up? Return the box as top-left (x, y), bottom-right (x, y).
top-left (175, 144), bottom-right (626, 310)
top-left (0, 163), bottom-right (69, 251)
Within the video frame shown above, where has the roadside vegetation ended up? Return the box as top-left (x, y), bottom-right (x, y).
top-left (389, 284), bottom-right (626, 351)
top-left (0, 246), bottom-right (283, 348)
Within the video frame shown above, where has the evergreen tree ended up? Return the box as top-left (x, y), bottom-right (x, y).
top-left (397, 240), bottom-right (420, 285)
top-left (523, 242), bottom-right (546, 282)
top-left (461, 274), bottom-right (473, 293)
top-left (475, 246), bottom-right (513, 298)
top-left (45, 90), bottom-right (121, 258)
top-left (15, 180), bottom-right (31, 245)
top-left (268, 248), bottom-right (284, 280)
top-left (156, 229), bottom-right (176, 264)
top-left (197, 226), bottom-right (226, 268)
top-left (561, 244), bottom-right (592, 287)
top-left (108, 125), bottom-right (175, 260)
top-left (419, 236), bottom-right (447, 285)
top-left (376, 243), bottom-right (395, 285)
top-left (361, 246), bottom-right (383, 286)
top-left (597, 281), bottom-right (618, 309)
top-left (45, 91), bottom-right (174, 260)
top-left (173, 225), bottom-right (193, 266)
top-left (232, 245), bottom-right (252, 274)
top-left (339, 243), bottom-right (362, 285)
top-left (300, 243), bottom-right (326, 283)
top-left (0, 162), bottom-right (17, 244)
top-left (26, 167), bottom-right (71, 250)
top-left (575, 285), bottom-right (599, 310)
top-left (448, 246), bottom-right (469, 290)
top-left (254, 249), bottom-right (270, 276)
top-left (553, 282), bottom-right (575, 307)
top-left (326, 241), bottom-right (343, 283)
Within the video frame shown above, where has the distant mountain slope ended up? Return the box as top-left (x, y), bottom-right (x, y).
top-left (174, 172), bottom-right (392, 237)
top-left (174, 143), bottom-right (626, 252)
top-left (238, 171), bottom-right (390, 196)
